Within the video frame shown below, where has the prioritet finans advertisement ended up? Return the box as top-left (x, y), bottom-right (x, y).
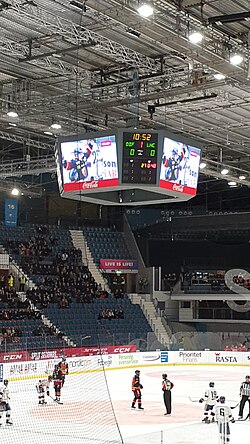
top-left (160, 137), bottom-right (201, 195)
top-left (61, 135), bottom-right (119, 191)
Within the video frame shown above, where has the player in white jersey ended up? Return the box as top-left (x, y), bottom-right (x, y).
top-left (199, 381), bottom-right (219, 423)
top-left (36, 375), bottom-right (52, 405)
top-left (213, 396), bottom-right (235, 443)
top-left (0, 379), bottom-right (13, 426)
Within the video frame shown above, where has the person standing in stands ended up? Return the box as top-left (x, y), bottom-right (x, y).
top-left (162, 373), bottom-right (174, 415)
top-left (131, 370), bottom-right (144, 410)
top-left (18, 275), bottom-right (27, 292)
top-left (7, 273), bottom-right (14, 289)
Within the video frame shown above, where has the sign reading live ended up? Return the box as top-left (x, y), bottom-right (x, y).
top-left (100, 259), bottom-right (138, 271)
top-left (0, 345), bottom-right (136, 363)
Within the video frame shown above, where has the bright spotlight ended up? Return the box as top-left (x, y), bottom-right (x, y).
top-left (221, 168), bottom-right (229, 175)
top-left (214, 73), bottom-right (225, 80)
top-left (199, 162), bottom-right (207, 169)
top-left (189, 31), bottom-right (203, 44)
top-left (137, 2), bottom-right (154, 18)
top-left (230, 54), bottom-right (243, 66)
top-left (11, 188), bottom-right (20, 196)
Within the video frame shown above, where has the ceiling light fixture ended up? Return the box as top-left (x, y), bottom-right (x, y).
top-left (221, 168), bottom-right (229, 175)
top-left (7, 111), bottom-right (18, 118)
top-left (188, 31), bottom-right (203, 44)
top-left (239, 175), bottom-right (246, 180)
top-left (214, 73), bottom-right (225, 80)
top-left (50, 123), bottom-right (61, 130)
top-left (8, 123), bottom-right (17, 127)
top-left (199, 162), bottom-right (207, 169)
top-left (137, 2), bottom-right (154, 18)
top-left (11, 187), bottom-right (20, 196)
top-left (126, 28), bottom-right (141, 38)
top-left (228, 181), bottom-right (237, 186)
top-left (230, 53), bottom-right (243, 66)
top-left (44, 131), bottom-right (53, 135)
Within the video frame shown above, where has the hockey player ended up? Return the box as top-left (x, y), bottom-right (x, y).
top-left (199, 382), bottom-right (219, 423)
top-left (131, 370), bottom-right (144, 410)
top-left (238, 375), bottom-right (250, 420)
top-left (162, 146), bottom-right (185, 183)
top-left (58, 357), bottom-right (69, 387)
top-left (213, 396), bottom-right (235, 443)
top-left (0, 379), bottom-right (12, 426)
top-left (162, 374), bottom-right (174, 415)
top-left (36, 375), bottom-right (52, 405)
top-left (52, 364), bottom-right (63, 402)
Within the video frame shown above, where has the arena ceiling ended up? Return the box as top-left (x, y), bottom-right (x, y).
top-left (1, 0), bottom-right (250, 194)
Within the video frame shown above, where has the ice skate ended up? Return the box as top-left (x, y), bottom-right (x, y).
top-left (138, 406), bottom-right (144, 410)
top-left (6, 419), bottom-right (13, 426)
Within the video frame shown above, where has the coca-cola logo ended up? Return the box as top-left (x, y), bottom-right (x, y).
top-left (82, 180), bottom-right (99, 190)
top-left (172, 184), bottom-right (184, 193)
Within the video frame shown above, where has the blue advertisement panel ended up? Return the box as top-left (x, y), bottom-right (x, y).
top-left (0, 363), bottom-right (3, 381)
top-left (5, 199), bottom-right (18, 226)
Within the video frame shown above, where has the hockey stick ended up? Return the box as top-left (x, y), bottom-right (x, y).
top-left (230, 402), bottom-right (239, 410)
top-left (189, 397), bottom-right (239, 408)
top-left (48, 394), bottom-right (63, 405)
top-left (236, 414), bottom-right (249, 422)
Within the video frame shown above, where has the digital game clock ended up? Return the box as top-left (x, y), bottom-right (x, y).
top-left (122, 131), bottom-right (158, 184)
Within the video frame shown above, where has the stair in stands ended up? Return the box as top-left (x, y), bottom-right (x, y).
top-left (128, 293), bottom-right (170, 346)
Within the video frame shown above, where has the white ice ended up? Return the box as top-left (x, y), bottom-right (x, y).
top-left (1, 365), bottom-right (249, 444)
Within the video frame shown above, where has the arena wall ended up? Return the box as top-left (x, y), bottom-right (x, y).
top-left (1, 350), bottom-right (250, 382)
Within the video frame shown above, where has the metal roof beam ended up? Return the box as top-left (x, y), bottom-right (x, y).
top-left (10, 2), bottom-right (159, 71)
top-left (0, 130), bottom-right (53, 150)
top-left (0, 155), bottom-right (56, 178)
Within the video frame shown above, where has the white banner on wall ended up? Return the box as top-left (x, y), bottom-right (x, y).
top-left (1, 351), bottom-right (250, 381)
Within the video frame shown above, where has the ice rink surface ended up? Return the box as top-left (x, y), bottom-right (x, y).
top-left (1, 364), bottom-right (250, 444)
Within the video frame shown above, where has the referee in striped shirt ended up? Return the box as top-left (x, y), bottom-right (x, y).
top-left (238, 375), bottom-right (250, 419)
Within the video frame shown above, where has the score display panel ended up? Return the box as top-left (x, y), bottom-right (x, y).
top-left (122, 131), bottom-right (158, 184)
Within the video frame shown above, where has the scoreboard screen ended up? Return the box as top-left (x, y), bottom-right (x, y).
top-left (122, 131), bottom-right (158, 184)
top-left (160, 137), bottom-right (201, 196)
top-left (56, 128), bottom-right (202, 205)
top-left (60, 134), bottom-right (119, 192)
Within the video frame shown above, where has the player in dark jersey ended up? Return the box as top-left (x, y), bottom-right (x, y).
top-left (131, 370), bottom-right (144, 410)
top-left (58, 357), bottom-right (69, 387)
top-left (52, 365), bottom-right (63, 402)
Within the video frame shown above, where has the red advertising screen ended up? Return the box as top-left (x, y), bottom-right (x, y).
top-left (159, 137), bottom-right (201, 196)
top-left (60, 135), bottom-right (119, 192)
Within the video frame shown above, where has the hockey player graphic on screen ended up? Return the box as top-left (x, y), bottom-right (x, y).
top-left (161, 138), bottom-right (200, 189)
top-left (63, 145), bottom-right (91, 182)
top-left (63, 139), bottom-right (104, 183)
top-left (162, 144), bottom-right (186, 183)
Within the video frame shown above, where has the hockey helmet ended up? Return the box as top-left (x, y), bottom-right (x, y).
top-left (219, 396), bottom-right (225, 403)
top-left (245, 375), bottom-right (250, 379)
top-left (209, 382), bottom-right (215, 388)
top-left (48, 375), bottom-right (53, 381)
top-left (74, 147), bottom-right (82, 157)
top-left (172, 149), bottom-right (178, 156)
top-left (3, 379), bottom-right (8, 386)
top-left (135, 370), bottom-right (140, 374)
top-left (162, 374), bottom-right (167, 379)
